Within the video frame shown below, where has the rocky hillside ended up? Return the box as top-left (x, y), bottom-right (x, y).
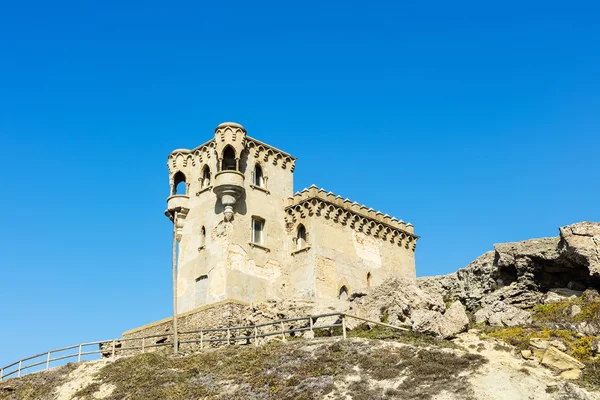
top-left (1, 328), bottom-right (599, 400)
top-left (1, 222), bottom-right (599, 400)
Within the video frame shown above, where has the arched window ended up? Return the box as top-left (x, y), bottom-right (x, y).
top-left (201, 166), bottom-right (211, 188)
top-left (222, 146), bottom-right (236, 171)
top-left (200, 226), bottom-right (206, 248)
top-left (338, 285), bottom-right (349, 301)
top-left (253, 164), bottom-right (264, 187)
top-left (173, 171), bottom-right (187, 195)
top-left (367, 272), bottom-right (372, 287)
top-left (296, 224), bottom-right (307, 250)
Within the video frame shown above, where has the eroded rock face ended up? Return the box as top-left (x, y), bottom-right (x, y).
top-left (419, 222), bottom-right (600, 313)
top-left (474, 301), bottom-right (532, 327)
top-left (560, 222), bottom-right (600, 278)
top-left (418, 252), bottom-right (497, 311)
top-left (347, 277), bottom-right (444, 329)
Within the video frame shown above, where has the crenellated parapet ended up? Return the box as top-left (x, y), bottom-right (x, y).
top-left (284, 185), bottom-right (419, 251)
top-left (167, 137), bottom-right (295, 173)
top-left (246, 137), bottom-right (296, 172)
top-left (167, 140), bottom-right (215, 172)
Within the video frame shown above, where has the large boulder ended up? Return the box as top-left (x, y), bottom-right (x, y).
top-left (474, 301), bottom-right (532, 327)
top-left (442, 301), bottom-right (470, 337)
top-left (541, 346), bottom-right (585, 371)
top-left (411, 301), bottom-right (469, 339)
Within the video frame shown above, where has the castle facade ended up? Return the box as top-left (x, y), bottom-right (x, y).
top-left (166, 122), bottom-right (418, 313)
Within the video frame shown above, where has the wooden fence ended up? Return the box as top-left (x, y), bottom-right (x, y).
top-left (0, 312), bottom-right (408, 381)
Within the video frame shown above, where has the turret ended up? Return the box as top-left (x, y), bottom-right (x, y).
top-left (212, 122), bottom-right (247, 221)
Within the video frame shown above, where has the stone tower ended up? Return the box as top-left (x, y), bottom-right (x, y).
top-left (166, 122), bottom-right (418, 314)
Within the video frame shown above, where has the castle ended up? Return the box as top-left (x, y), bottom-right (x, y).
top-left (166, 122), bottom-right (418, 314)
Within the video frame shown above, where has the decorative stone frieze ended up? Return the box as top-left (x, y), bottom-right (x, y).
top-left (284, 185), bottom-right (418, 251)
top-left (167, 136), bottom-right (296, 173)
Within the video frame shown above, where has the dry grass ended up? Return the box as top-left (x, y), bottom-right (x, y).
top-left (0, 363), bottom-right (77, 400)
top-left (1, 338), bottom-right (487, 400)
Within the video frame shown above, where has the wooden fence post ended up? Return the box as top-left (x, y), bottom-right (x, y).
top-left (78, 345), bottom-right (82, 362)
top-left (17, 361), bottom-right (22, 378)
top-left (309, 317), bottom-right (313, 336)
top-left (227, 328), bottom-right (231, 345)
top-left (342, 315), bottom-right (347, 339)
top-left (200, 331), bottom-right (204, 350)
top-left (46, 352), bottom-right (51, 371)
top-left (254, 327), bottom-right (258, 347)
top-left (1, 367), bottom-right (4, 381)
top-left (280, 322), bottom-right (286, 342)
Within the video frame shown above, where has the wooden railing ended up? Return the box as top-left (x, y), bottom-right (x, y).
top-left (0, 313), bottom-right (408, 381)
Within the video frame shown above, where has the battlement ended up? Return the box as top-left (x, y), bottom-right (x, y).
top-left (167, 136), bottom-right (296, 172)
top-left (285, 185), bottom-right (417, 248)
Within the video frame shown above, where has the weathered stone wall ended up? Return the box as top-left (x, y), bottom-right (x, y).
top-left (311, 218), bottom-right (416, 298)
top-left (110, 300), bottom-right (249, 357)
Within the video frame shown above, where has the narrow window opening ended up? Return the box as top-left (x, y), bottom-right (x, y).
top-left (252, 218), bottom-right (264, 245)
top-left (254, 164), bottom-right (264, 187)
top-left (222, 146), bottom-right (236, 171)
top-left (200, 226), bottom-right (206, 247)
top-left (367, 272), bottom-right (372, 287)
top-left (196, 274), bottom-right (208, 282)
top-left (201, 166), bottom-right (211, 188)
top-left (173, 171), bottom-right (187, 195)
top-left (296, 224), bottom-right (307, 250)
top-left (338, 285), bottom-right (349, 301)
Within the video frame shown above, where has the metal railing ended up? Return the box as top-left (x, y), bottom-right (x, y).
top-left (0, 312), bottom-right (408, 381)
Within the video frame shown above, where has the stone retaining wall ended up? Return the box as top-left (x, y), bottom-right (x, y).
top-left (101, 300), bottom-right (249, 357)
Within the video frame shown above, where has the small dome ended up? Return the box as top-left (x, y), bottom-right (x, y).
top-left (215, 122), bottom-right (245, 131)
top-left (170, 148), bottom-right (191, 154)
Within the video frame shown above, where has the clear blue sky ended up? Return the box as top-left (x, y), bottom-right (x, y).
top-left (1, 1), bottom-right (599, 366)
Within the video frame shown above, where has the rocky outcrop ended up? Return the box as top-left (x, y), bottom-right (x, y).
top-left (419, 222), bottom-right (600, 318)
top-left (418, 251), bottom-right (497, 311)
top-left (347, 277), bottom-right (444, 328)
top-left (560, 222), bottom-right (600, 278)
